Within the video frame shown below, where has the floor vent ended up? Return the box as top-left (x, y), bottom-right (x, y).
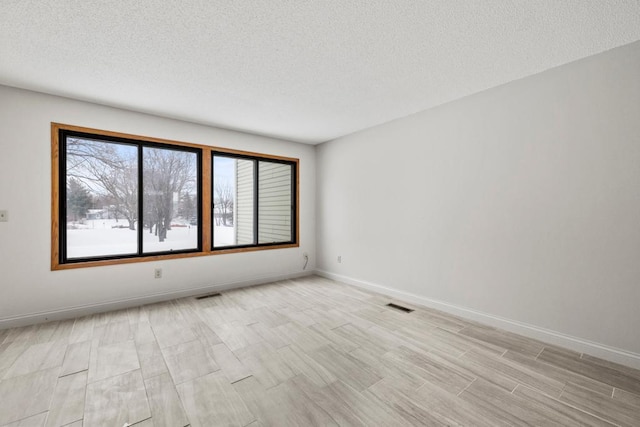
top-left (195, 292), bottom-right (221, 300)
top-left (386, 303), bottom-right (414, 313)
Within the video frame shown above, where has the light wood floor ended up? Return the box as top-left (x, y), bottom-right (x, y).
top-left (1, 276), bottom-right (640, 426)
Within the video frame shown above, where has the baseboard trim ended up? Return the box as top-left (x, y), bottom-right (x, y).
top-left (316, 269), bottom-right (640, 370)
top-left (0, 270), bottom-right (313, 329)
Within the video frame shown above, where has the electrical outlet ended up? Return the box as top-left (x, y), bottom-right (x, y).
top-left (154, 268), bottom-right (162, 279)
top-left (337, 255), bottom-right (342, 263)
top-left (0, 210), bottom-right (7, 222)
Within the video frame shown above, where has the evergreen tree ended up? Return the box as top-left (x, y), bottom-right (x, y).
top-left (67, 178), bottom-right (93, 221)
top-left (179, 192), bottom-right (196, 220)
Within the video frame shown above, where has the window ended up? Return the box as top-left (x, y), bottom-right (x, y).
top-left (212, 153), bottom-right (296, 249)
top-left (58, 129), bottom-right (201, 263)
top-left (52, 123), bottom-right (299, 269)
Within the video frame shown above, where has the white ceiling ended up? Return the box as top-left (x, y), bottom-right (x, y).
top-left (1, 1), bottom-right (640, 144)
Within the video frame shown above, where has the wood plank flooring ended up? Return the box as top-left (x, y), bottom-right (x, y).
top-left (1, 275), bottom-right (639, 426)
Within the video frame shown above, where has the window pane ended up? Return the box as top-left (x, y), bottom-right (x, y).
top-left (142, 147), bottom-right (199, 253)
top-left (213, 156), bottom-right (254, 247)
top-left (65, 137), bottom-right (138, 259)
top-left (258, 161), bottom-right (292, 244)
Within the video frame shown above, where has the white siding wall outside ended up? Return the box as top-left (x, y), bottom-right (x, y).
top-left (258, 162), bottom-right (292, 243)
top-left (235, 159), bottom-right (254, 245)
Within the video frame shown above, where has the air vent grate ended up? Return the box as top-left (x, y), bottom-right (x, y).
top-left (195, 292), bottom-right (221, 300)
top-left (386, 303), bottom-right (414, 313)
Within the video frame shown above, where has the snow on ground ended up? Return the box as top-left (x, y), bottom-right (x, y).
top-left (67, 222), bottom-right (137, 258)
top-left (213, 225), bottom-right (234, 247)
top-left (66, 218), bottom-right (236, 258)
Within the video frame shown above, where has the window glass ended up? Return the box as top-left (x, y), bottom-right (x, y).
top-left (258, 161), bottom-right (292, 244)
top-left (65, 137), bottom-right (138, 259)
top-left (212, 153), bottom-right (295, 249)
top-left (213, 156), bottom-right (254, 247)
top-left (142, 146), bottom-right (199, 253)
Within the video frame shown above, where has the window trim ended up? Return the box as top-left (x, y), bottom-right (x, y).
top-left (51, 123), bottom-right (299, 270)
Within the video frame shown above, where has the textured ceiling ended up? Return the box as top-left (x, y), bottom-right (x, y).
top-left (1, 1), bottom-right (640, 144)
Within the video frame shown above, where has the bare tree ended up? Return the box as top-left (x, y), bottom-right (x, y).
top-left (144, 148), bottom-right (195, 242)
top-left (66, 138), bottom-right (138, 230)
top-left (214, 181), bottom-right (233, 226)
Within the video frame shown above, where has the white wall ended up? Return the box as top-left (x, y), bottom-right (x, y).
top-left (0, 85), bottom-right (315, 325)
top-left (317, 41), bottom-right (640, 363)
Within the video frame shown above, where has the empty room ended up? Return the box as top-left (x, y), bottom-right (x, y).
top-left (1, 2), bottom-right (640, 426)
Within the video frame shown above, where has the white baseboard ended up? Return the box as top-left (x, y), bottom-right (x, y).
top-left (0, 271), bottom-right (313, 329)
top-left (316, 269), bottom-right (640, 370)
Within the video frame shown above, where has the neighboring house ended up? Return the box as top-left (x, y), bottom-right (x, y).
top-left (86, 209), bottom-right (107, 220)
top-left (236, 160), bottom-right (292, 245)
top-left (236, 160), bottom-right (253, 245)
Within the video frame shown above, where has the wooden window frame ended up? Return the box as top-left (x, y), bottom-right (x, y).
top-left (51, 123), bottom-right (299, 270)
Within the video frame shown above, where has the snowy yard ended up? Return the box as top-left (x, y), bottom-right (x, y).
top-left (66, 218), bottom-right (235, 258)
